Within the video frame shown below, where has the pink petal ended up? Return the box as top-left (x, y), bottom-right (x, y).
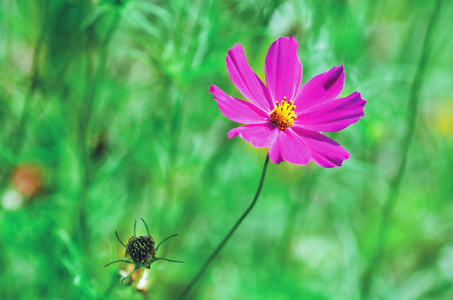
top-left (294, 65), bottom-right (345, 114)
top-left (296, 92), bottom-right (366, 132)
top-left (226, 44), bottom-right (273, 111)
top-left (292, 126), bottom-right (350, 168)
top-left (209, 85), bottom-right (269, 124)
top-left (268, 129), bottom-right (311, 165)
top-left (228, 123), bottom-right (278, 148)
top-left (264, 36), bottom-right (302, 104)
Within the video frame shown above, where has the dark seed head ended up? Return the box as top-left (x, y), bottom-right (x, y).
top-left (125, 235), bottom-right (156, 267)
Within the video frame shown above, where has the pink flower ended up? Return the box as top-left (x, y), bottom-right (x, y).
top-left (210, 36), bottom-right (366, 167)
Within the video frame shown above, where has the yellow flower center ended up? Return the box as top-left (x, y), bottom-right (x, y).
top-left (270, 97), bottom-right (297, 130)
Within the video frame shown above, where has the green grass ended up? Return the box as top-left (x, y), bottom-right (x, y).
top-left (1, 0), bottom-right (453, 299)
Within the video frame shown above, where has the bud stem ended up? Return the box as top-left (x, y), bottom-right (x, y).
top-left (180, 155), bottom-right (270, 298)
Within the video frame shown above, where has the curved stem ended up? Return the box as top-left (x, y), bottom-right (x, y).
top-left (104, 259), bottom-right (134, 267)
top-left (121, 265), bottom-right (139, 284)
top-left (134, 219), bottom-right (137, 237)
top-left (115, 231), bottom-right (127, 249)
top-left (180, 155), bottom-right (270, 299)
top-left (156, 234), bottom-right (179, 252)
top-left (141, 218), bottom-right (150, 236)
top-left (155, 257), bottom-right (184, 263)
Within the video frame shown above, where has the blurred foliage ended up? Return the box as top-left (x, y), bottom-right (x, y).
top-left (0, 0), bottom-right (452, 299)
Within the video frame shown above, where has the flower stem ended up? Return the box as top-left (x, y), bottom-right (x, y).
top-left (360, 0), bottom-right (442, 298)
top-left (180, 155), bottom-right (270, 299)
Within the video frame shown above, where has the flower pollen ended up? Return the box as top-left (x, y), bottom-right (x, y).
top-left (270, 97), bottom-right (297, 130)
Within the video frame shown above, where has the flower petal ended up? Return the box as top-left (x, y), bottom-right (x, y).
top-left (265, 36), bottom-right (302, 104)
top-left (268, 129), bottom-right (311, 165)
top-left (294, 65), bottom-right (345, 114)
top-left (209, 85), bottom-right (269, 124)
top-left (292, 126), bottom-right (350, 167)
top-left (226, 44), bottom-right (273, 111)
top-left (228, 123), bottom-right (278, 148)
top-left (296, 92), bottom-right (366, 132)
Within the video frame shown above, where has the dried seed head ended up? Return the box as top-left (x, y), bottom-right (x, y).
top-left (126, 235), bottom-right (156, 268)
top-left (105, 219), bottom-right (183, 284)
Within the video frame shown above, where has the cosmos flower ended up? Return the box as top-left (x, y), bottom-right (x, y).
top-left (210, 36), bottom-right (366, 167)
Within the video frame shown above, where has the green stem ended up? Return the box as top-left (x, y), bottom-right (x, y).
top-left (13, 0), bottom-right (50, 153)
top-left (78, 9), bottom-right (121, 253)
top-left (0, 0), bottom-right (50, 186)
top-left (180, 155), bottom-right (270, 299)
top-left (360, 0), bottom-right (442, 298)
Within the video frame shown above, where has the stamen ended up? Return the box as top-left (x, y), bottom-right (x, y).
top-left (270, 97), bottom-right (297, 130)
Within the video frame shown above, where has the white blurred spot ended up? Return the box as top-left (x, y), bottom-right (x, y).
top-left (136, 269), bottom-right (150, 290)
top-left (1, 189), bottom-right (23, 211)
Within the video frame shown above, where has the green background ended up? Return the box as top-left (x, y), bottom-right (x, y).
top-left (1, 0), bottom-right (452, 299)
